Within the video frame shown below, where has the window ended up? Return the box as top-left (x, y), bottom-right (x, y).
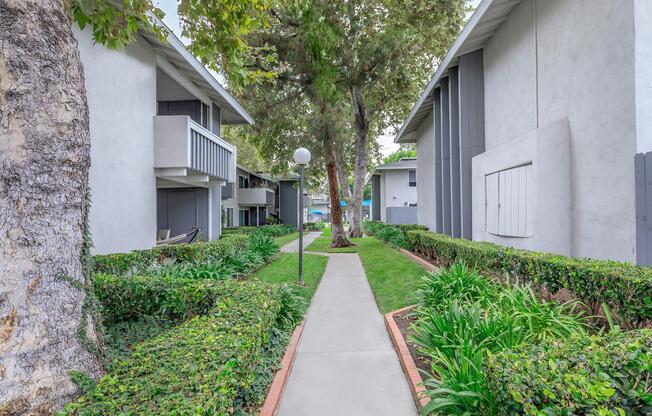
top-left (485, 164), bottom-right (533, 238)
top-left (239, 209), bottom-right (250, 226)
top-left (226, 208), bottom-right (233, 227)
top-left (408, 170), bottom-right (417, 187)
top-left (238, 175), bottom-right (248, 189)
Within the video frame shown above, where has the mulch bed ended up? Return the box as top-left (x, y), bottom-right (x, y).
top-left (392, 306), bottom-right (431, 377)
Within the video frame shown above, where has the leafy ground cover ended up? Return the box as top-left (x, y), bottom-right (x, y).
top-left (64, 280), bottom-right (301, 415)
top-left (252, 253), bottom-right (328, 303)
top-left (65, 232), bottom-right (314, 415)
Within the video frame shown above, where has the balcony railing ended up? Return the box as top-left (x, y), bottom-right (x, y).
top-left (238, 187), bottom-right (276, 206)
top-left (154, 115), bottom-right (235, 186)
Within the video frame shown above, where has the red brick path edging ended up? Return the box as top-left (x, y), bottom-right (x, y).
top-left (260, 320), bottom-right (305, 416)
top-left (384, 306), bottom-right (431, 409)
top-left (399, 248), bottom-right (437, 271)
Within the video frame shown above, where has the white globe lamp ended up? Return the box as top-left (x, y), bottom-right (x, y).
top-left (293, 147), bottom-right (311, 165)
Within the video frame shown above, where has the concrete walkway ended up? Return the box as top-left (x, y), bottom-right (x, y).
top-left (280, 231), bottom-right (322, 253)
top-left (277, 253), bottom-right (417, 416)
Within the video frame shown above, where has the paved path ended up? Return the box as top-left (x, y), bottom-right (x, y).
top-left (280, 231), bottom-right (322, 253)
top-left (277, 253), bottom-right (417, 416)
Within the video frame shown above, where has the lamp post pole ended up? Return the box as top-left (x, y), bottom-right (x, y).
top-left (298, 164), bottom-right (304, 286)
top-left (293, 147), bottom-right (311, 287)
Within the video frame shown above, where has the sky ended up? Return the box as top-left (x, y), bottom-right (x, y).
top-left (155, 0), bottom-right (481, 158)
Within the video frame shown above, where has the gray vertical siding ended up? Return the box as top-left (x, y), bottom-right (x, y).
top-left (635, 152), bottom-right (652, 266)
top-left (459, 50), bottom-right (485, 240)
top-left (157, 187), bottom-right (209, 238)
top-left (433, 88), bottom-right (444, 233)
top-left (448, 67), bottom-right (462, 238)
top-left (372, 174), bottom-right (381, 221)
top-left (279, 180), bottom-right (299, 227)
top-left (440, 78), bottom-right (452, 235)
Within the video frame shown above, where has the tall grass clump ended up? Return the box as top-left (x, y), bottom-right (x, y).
top-left (411, 263), bottom-right (590, 415)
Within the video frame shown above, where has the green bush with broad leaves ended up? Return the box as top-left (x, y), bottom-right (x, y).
top-left (363, 220), bottom-right (428, 249)
top-left (412, 263), bottom-right (590, 415)
top-left (92, 234), bottom-right (250, 275)
top-left (63, 280), bottom-right (305, 415)
top-left (485, 329), bottom-right (652, 415)
top-left (407, 230), bottom-right (652, 325)
top-left (304, 222), bottom-right (325, 231)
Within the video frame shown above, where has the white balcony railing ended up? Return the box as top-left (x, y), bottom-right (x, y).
top-left (154, 115), bottom-right (235, 185)
top-left (238, 187), bottom-right (275, 206)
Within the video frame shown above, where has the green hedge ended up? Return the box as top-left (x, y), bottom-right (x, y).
top-left (363, 221), bottom-right (428, 249)
top-left (92, 234), bottom-right (250, 275)
top-left (485, 329), bottom-right (652, 415)
top-left (94, 274), bottom-right (232, 323)
top-left (63, 280), bottom-right (288, 415)
top-left (222, 224), bottom-right (295, 238)
top-left (407, 230), bottom-right (652, 325)
top-left (304, 222), bottom-right (325, 231)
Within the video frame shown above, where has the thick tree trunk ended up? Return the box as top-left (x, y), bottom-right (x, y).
top-left (348, 85), bottom-right (370, 238)
top-left (325, 141), bottom-right (352, 248)
top-left (0, 1), bottom-right (103, 413)
top-left (334, 147), bottom-right (353, 224)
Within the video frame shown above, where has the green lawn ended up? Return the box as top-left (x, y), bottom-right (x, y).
top-left (305, 235), bottom-right (359, 253)
top-left (306, 233), bottom-right (430, 312)
top-left (252, 253), bottom-right (328, 303)
top-left (273, 232), bottom-right (299, 248)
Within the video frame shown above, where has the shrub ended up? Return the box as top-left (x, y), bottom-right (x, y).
top-left (407, 230), bottom-right (652, 325)
top-left (222, 224), bottom-right (295, 238)
top-left (418, 262), bottom-right (499, 312)
top-left (412, 263), bottom-right (590, 415)
top-left (304, 222), bottom-right (325, 231)
top-left (94, 274), bottom-right (232, 323)
top-left (363, 220), bottom-right (428, 249)
top-left (92, 234), bottom-right (250, 275)
top-left (64, 280), bottom-right (299, 415)
top-left (485, 329), bottom-right (652, 415)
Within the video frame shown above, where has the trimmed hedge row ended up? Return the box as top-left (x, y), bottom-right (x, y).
top-left (363, 220), bottom-right (428, 249)
top-left (407, 230), bottom-right (652, 325)
top-left (64, 280), bottom-right (288, 415)
top-left (486, 329), bottom-right (652, 414)
top-left (222, 224), bottom-right (295, 237)
top-left (94, 274), bottom-right (232, 323)
top-left (92, 234), bottom-right (250, 275)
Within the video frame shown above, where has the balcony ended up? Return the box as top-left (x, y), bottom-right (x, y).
top-left (238, 187), bottom-right (275, 206)
top-left (154, 115), bottom-right (235, 187)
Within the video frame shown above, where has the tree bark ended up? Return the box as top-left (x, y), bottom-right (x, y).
top-left (325, 140), bottom-right (352, 248)
top-left (334, 146), bottom-right (353, 224)
top-left (348, 85), bottom-right (370, 238)
top-left (0, 0), bottom-right (103, 413)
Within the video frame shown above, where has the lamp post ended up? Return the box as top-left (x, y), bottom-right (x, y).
top-left (293, 147), bottom-right (311, 286)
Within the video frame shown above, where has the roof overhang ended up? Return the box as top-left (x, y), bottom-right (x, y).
top-left (140, 24), bottom-right (254, 126)
top-left (395, 0), bottom-right (521, 143)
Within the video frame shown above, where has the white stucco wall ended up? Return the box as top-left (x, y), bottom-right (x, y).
top-left (635, 0), bottom-right (652, 153)
top-left (481, 0), bottom-right (637, 262)
top-left (74, 27), bottom-right (158, 254)
top-left (382, 170), bottom-right (417, 208)
top-left (416, 112), bottom-right (437, 231)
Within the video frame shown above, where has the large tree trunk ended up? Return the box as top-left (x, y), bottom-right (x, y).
top-left (325, 140), bottom-right (352, 248)
top-left (348, 85), bottom-right (370, 238)
top-left (0, 1), bottom-right (103, 413)
top-left (334, 146), bottom-right (353, 225)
